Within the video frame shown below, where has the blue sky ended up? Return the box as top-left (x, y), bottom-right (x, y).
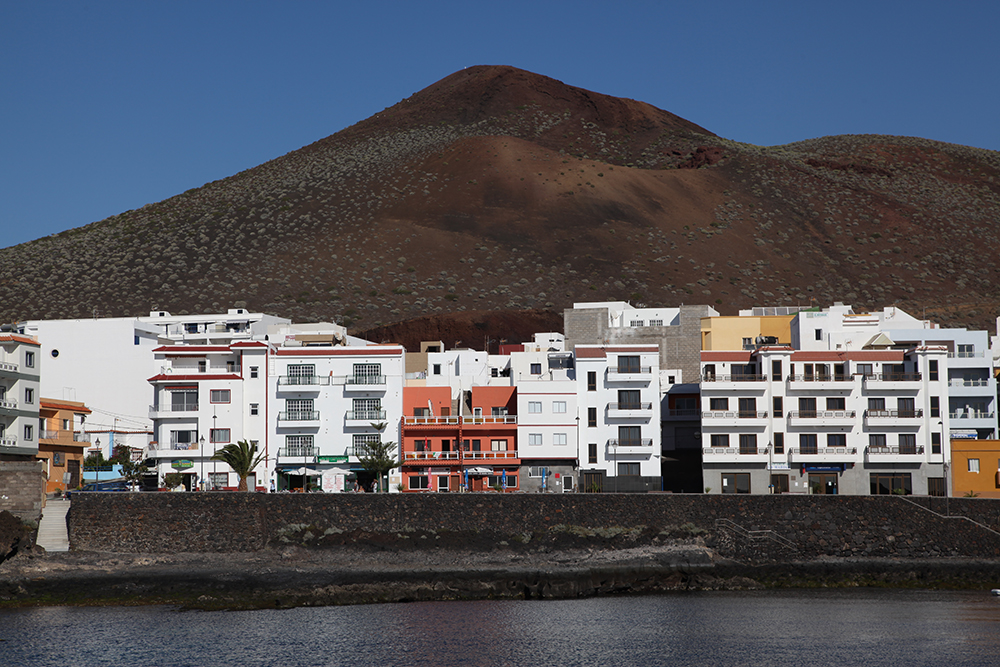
top-left (2, 1), bottom-right (998, 248)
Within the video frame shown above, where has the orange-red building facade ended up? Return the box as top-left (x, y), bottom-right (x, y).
top-left (400, 386), bottom-right (519, 492)
top-left (37, 399), bottom-right (92, 494)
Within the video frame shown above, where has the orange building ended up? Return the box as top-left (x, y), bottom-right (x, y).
top-left (950, 439), bottom-right (1000, 498)
top-left (37, 399), bottom-right (92, 494)
top-left (400, 385), bottom-right (519, 492)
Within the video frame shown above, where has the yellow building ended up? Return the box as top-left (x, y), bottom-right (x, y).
top-left (701, 314), bottom-right (795, 351)
top-left (37, 399), bottom-right (91, 494)
top-left (950, 439), bottom-right (1000, 498)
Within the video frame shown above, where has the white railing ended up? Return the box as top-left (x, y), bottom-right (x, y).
top-left (403, 450), bottom-right (519, 462)
top-left (0, 361), bottom-right (18, 372)
top-left (948, 351), bottom-right (984, 358)
top-left (402, 415), bottom-right (518, 425)
top-left (948, 378), bottom-right (991, 387)
top-left (150, 404), bottom-right (199, 413)
top-left (0, 436), bottom-right (17, 447)
top-left (0, 399), bottom-right (17, 410)
top-left (278, 375), bottom-right (330, 386)
top-left (949, 411), bottom-right (995, 420)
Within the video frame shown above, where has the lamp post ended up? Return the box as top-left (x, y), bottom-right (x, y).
top-left (199, 435), bottom-right (206, 490)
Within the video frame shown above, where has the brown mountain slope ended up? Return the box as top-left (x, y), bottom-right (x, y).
top-left (1, 65), bottom-right (999, 333)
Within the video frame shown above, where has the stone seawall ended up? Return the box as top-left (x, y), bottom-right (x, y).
top-left (68, 493), bottom-right (1000, 561)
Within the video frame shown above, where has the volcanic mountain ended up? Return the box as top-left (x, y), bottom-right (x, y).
top-left (2, 65), bottom-right (1000, 339)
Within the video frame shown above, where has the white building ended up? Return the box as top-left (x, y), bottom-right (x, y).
top-left (270, 328), bottom-right (405, 493)
top-left (575, 344), bottom-right (662, 492)
top-left (700, 345), bottom-right (950, 495)
top-left (0, 334), bottom-right (41, 458)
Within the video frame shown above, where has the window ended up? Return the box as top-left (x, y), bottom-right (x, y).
top-left (710, 398), bottom-right (728, 411)
top-left (250, 366), bottom-right (259, 379)
top-left (588, 407), bottom-right (597, 428)
top-left (742, 337), bottom-right (753, 350)
top-left (210, 389), bottom-right (231, 404)
top-left (799, 433), bottom-right (818, 455)
top-left (24, 424), bottom-right (33, 440)
top-left (618, 462), bottom-right (640, 476)
top-left (710, 434), bottom-right (729, 448)
top-left (250, 403), bottom-right (259, 416)
top-left (826, 397), bottom-right (845, 411)
top-left (815, 329), bottom-right (823, 341)
top-left (898, 433), bottom-right (917, 455)
top-left (554, 433), bottom-right (567, 446)
top-left (897, 397), bottom-right (916, 418)
top-left (210, 429), bottom-right (231, 443)
top-left (432, 364), bottom-right (441, 375)
top-left (870, 473), bottom-right (912, 495)
top-left (491, 406), bottom-right (508, 417)
top-left (931, 432), bottom-right (941, 455)
top-left (773, 396), bottom-right (783, 418)
top-left (722, 473), bottom-right (750, 494)
top-left (703, 364), bottom-right (716, 380)
top-left (528, 466), bottom-right (547, 478)
top-left (798, 397), bottom-right (816, 418)
top-left (968, 458), bottom-right (980, 473)
top-left (771, 474), bottom-right (789, 494)
top-left (528, 433), bottom-right (543, 446)
top-left (352, 363), bottom-right (381, 382)
top-left (668, 375), bottom-right (675, 384)
top-left (856, 363), bottom-right (873, 377)
top-left (25, 351), bottom-right (34, 368)
top-left (587, 371), bottom-right (597, 391)
top-left (530, 363), bottom-right (542, 375)
top-left (474, 407), bottom-right (483, 418)
top-left (170, 389), bottom-right (197, 412)
top-left (958, 344), bottom-right (974, 358)
top-left (773, 432), bottom-right (784, 454)
top-left (930, 396), bottom-right (940, 418)
top-left (409, 475), bottom-right (430, 490)
top-left (198, 360), bottom-right (207, 373)
top-left (928, 478), bottom-right (946, 497)
top-left (738, 397), bottom-right (756, 418)
top-left (649, 319), bottom-right (663, 327)
top-left (588, 443), bottom-right (597, 464)
top-left (208, 472), bottom-right (228, 490)
top-left (287, 364), bottom-right (315, 382)
top-left (618, 425), bottom-right (641, 446)
top-left (488, 474), bottom-right (517, 488)
top-left (528, 401), bottom-right (542, 414)
top-left (618, 390), bottom-right (642, 410)
top-left (185, 323), bottom-right (198, 334)
top-left (929, 360), bottom-right (939, 381)
top-left (62, 419), bottom-right (70, 430)
top-left (134, 335), bottom-right (140, 346)
top-left (868, 397), bottom-right (886, 413)
top-left (771, 359), bottom-right (782, 380)
top-left (827, 433), bottom-right (846, 448)
top-left (352, 434), bottom-right (378, 456)
top-left (24, 388), bottom-right (33, 404)
top-left (352, 398), bottom-right (381, 419)
top-left (630, 320), bottom-right (645, 327)
top-left (552, 401), bottom-right (567, 414)
top-left (739, 433), bottom-right (757, 455)
top-left (491, 439), bottom-right (507, 451)
top-left (869, 434), bottom-right (887, 450)
top-left (617, 356), bottom-right (640, 373)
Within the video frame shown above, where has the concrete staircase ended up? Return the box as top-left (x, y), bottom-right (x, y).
top-left (36, 497), bottom-right (70, 552)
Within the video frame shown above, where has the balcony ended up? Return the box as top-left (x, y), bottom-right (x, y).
top-left (864, 409), bottom-right (924, 425)
top-left (788, 410), bottom-right (856, 426)
top-left (148, 440), bottom-right (200, 452)
top-left (343, 375), bottom-right (387, 391)
top-left (789, 446), bottom-right (857, 461)
top-left (701, 374), bottom-right (768, 391)
top-left (277, 375), bottom-right (330, 391)
top-left (948, 378), bottom-right (991, 387)
top-left (786, 374), bottom-right (852, 390)
top-left (663, 408), bottom-right (700, 420)
top-left (949, 411), bottom-right (996, 424)
top-left (0, 436), bottom-right (17, 447)
top-left (701, 410), bottom-right (769, 425)
top-left (607, 402), bottom-right (654, 418)
top-left (607, 438), bottom-right (653, 453)
top-left (402, 449), bottom-right (519, 464)
top-left (866, 445), bottom-right (925, 463)
top-left (402, 415), bottom-right (518, 427)
top-left (0, 361), bottom-right (18, 373)
top-left (948, 351), bottom-right (985, 358)
top-left (278, 410), bottom-right (321, 422)
top-left (607, 367), bottom-right (653, 382)
top-left (345, 409), bottom-right (385, 424)
top-left (277, 445), bottom-right (317, 462)
top-left (862, 373), bottom-right (922, 390)
top-left (74, 432), bottom-right (91, 442)
top-left (0, 398), bottom-right (17, 412)
top-left (702, 445), bottom-right (770, 463)
top-left (149, 403), bottom-right (199, 417)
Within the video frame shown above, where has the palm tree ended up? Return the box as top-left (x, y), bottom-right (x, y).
top-left (359, 422), bottom-right (400, 492)
top-left (211, 439), bottom-right (266, 492)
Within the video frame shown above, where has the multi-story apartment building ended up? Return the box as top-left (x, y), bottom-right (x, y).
top-left (147, 340), bottom-right (269, 490)
top-left (0, 334), bottom-right (41, 459)
top-left (37, 398), bottom-right (91, 493)
top-left (511, 344), bottom-right (578, 493)
top-left (576, 344), bottom-right (661, 493)
top-left (791, 304), bottom-right (997, 440)
top-left (270, 334), bottom-right (405, 492)
top-left (400, 385), bottom-right (519, 492)
top-left (700, 344), bottom-right (949, 496)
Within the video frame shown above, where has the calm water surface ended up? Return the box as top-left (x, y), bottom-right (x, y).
top-left (2, 589), bottom-right (1000, 666)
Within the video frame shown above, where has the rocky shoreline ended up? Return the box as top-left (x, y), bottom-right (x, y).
top-left (3, 543), bottom-right (1000, 610)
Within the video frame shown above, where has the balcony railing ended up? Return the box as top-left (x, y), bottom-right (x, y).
top-left (0, 399), bottom-right (18, 410)
top-left (948, 378), bottom-right (991, 387)
top-left (789, 410), bottom-right (856, 419)
top-left (702, 374), bottom-right (767, 383)
top-left (278, 375), bottom-right (331, 386)
top-left (702, 410), bottom-right (768, 419)
top-left (608, 402), bottom-right (653, 411)
top-left (402, 450), bottom-right (519, 462)
top-left (344, 375), bottom-right (386, 386)
top-left (403, 415), bottom-right (518, 425)
top-left (163, 441), bottom-right (200, 451)
top-left (0, 361), bottom-right (18, 372)
top-left (608, 367), bottom-right (653, 376)
top-left (664, 408), bottom-right (700, 418)
top-left (607, 438), bottom-right (653, 447)
top-left (40, 429), bottom-right (61, 440)
top-left (787, 374), bottom-right (851, 382)
top-left (279, 410), bottom-right (321, 421)
top-left (864, 409), bottom-right (923, 419)
top-left (863, 373), bottom-right (922, 382)
top-left (949, 411), bottom-right (995, 420)
top-left (948, 351), bottom-right (984, 358)
top-left (867, 445), bottom-right (924, 456)
top-left (0, 436), bottom-right (18, 447)
top-left (790, 446), bottom-right (857, 456)
top-left (345, 409), bottom-right (385, 421)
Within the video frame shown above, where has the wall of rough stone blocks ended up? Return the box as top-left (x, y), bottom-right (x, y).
top-left (0, 460), bottom-right (46, 521)
top-left (68, 492), bottom-right (1000, 560)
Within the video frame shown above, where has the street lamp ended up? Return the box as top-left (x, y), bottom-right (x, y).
top-left (199, 435), bottom-right (206, 490)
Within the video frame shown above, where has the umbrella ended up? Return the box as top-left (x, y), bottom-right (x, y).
top-left (501, 469), bottom-right (507, 490)
top-left (464, 469), bottom-right (469, 490)
top-left (290, 467), bottom-right (322, 476)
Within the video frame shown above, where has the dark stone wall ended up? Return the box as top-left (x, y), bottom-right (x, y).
top-left (68, 492), bottom-right (1000, 560)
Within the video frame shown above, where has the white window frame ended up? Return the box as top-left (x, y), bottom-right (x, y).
top-left (528, 401), bottom-right (542, 414)
top-left (528, 433), bottom-right (543, 446)
top-left (552, 401), bottom-right (567, 414)
top-left (210, 428), bottom-right (231, 443)
top-left (210, 389), bottom-right (231, 404)
top-left (553, 433), bottom-right (567, 446)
